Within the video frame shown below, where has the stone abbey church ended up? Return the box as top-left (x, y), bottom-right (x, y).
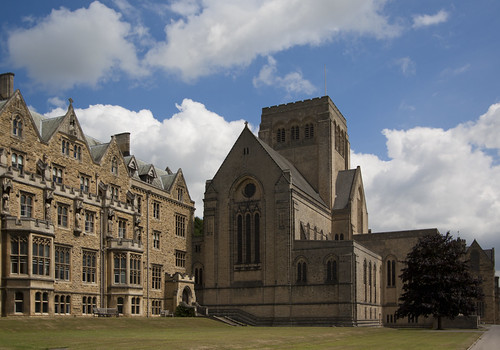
top-left (193, 95), bottom-right (500, 326)
top-left (1, 72), bottom-right (498, 326)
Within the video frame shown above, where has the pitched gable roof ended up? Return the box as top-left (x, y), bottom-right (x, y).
top-left (467, 239), bottom-right (495, 264)
top-left (213, 126), bottom-right (326, 207)
top-left (0, 90), bottom-right (44, 142)
top-left (254, 135), bottom-right (326, 206)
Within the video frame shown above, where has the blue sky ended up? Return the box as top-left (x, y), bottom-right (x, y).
top-left (2, 1), bottom-right (500, 270)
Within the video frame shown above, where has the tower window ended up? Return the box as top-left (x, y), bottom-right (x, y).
top-left (305, 123), bottom-right (314, 139)
top-left (387, 259), bottom-right (396, 287)
top-left (291, 125), bottom-right (299, 140)
top-left (276, 128), bottom-right (285, 143)
top-left (326, 259), bottom-right (337, 283)
top-left (297, 261), bottom-right (307, 283)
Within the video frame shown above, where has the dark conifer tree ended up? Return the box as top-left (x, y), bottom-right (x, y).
top-left (397, 232), bottom-right (482, 329)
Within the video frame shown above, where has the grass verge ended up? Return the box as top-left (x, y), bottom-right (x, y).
top-left (0, 317), bottom-right (483, 350)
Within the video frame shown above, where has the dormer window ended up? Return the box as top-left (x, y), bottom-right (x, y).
top-left (111, 157), bottom-right (118, 175)
top-left (12, 116), bottom-right (23, 137)
top-left (139, 165), bottom-right (156, 184)
top-left (128, 159), bottom-right (138, 177)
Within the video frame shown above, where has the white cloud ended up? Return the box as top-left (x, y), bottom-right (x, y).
top-left (7, 1), bottom-right (146, 90)
top-left (351, 103), bottom-right (500, 254)
top-left (169, 0), bottom-right (202, 17)
top-left (146, 0), bottom-right (401, 81)
top-left (440, 63), bottom-right (471, 78)
top-left (253, 56), bottom-right (316, 95)
top-left (46, 99), bottom-right (248, 216)
top-left (7, 0), bottom-right (400, 87)
top-left (398, 100), bottom-right (416, 112)
top-left (412, 9), bottom-right (449, 29)
top-left (394, 57), bottom-right (416, 76)
top-left (46, 98), bottom-right (500, 268)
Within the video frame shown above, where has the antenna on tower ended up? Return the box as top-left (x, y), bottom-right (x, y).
top-left (324, 65), bottom-right (327, 96)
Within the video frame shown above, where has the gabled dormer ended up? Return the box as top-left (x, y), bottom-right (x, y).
top-left (124, 155), bottom-right (138, 177)
top-left (169, 169), bottom-right (193, 205)
top-left (41, 99), bottom-right (86, 144)
top-left (139, 163), bottom-right (157, 184)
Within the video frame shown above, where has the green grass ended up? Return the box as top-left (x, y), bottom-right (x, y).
top-left (0, 317), bottom-right (483, 350)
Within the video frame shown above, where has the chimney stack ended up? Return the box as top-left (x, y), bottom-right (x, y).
top-left (0, 73), bottom-right (15, 100)
top-left (114, 132), bottom-right (131, 156)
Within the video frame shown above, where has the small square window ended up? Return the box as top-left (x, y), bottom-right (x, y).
top-left (118, 219), bottom-right (127, 238)
top-left (52, 165), bottom-right (64, 184)
top-left (57, 204), bottom-right (69, 227)
top-left (20, 192), bottom-right (33, 218)
top-left (11, 152), bottom-right (24, 172)
top-left (153, 202), bottom-right (160, 219)
top-left (153, 231), bottom-right (160, 249)
top-left (85, 211), bottom-right (95, 233)
top-left (80, 174), bottom-right (90, 192)
top-left (175, 250), bottom-right (186, 268)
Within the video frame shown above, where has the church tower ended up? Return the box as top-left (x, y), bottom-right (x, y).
top-left (258, 96), bottom-right (350, 209)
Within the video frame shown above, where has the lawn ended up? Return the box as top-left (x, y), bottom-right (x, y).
top-left (0, 317), bottom-right (483, 350)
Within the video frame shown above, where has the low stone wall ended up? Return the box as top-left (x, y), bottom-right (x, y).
top-left (434, 316), bottom-right (479, 329)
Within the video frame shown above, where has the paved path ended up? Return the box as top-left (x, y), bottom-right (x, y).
top-left (469, 325), bottom-right (500, 350)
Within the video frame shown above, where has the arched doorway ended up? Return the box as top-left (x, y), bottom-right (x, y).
top-left (182, 287), bottom-right (192, 305)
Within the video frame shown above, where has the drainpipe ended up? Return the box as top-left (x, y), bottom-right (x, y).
top-left (288, 186), bottom-right (293, 324)
top-left (100, 208), bottom-right (105, 307)
top-left (353, 253), bottom-right (357, 326)
top-left (146, 191), bottom-right (150, 317)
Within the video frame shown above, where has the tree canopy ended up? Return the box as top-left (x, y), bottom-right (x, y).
top-left (194, 217), bottom-right (203, 236)
top-left (397, 232), bottom-right (482, 329)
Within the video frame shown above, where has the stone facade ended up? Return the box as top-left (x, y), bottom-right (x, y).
top-left (0, 73), bottom-right (195, 317)
top-left (194, 96), bottom-right (499, 326)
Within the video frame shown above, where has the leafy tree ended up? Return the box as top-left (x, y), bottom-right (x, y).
top-left (194, 217), bottom-right (203, 236)
top-left (397, 232), bottom-right (482, 329)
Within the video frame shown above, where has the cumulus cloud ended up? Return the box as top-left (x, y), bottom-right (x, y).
top-left (351, 103), bottom-right (500, 259)
top-left (145, 0), bottom-right (401, 80)
top-left (46, 99), bottom-right (500, 269)
top-left (7, 1), bottom-right (146, 90)
top-left (7, 0), bottom-right (400, 87)
top-left (253, 56), bottom-right (316, 95)
top-left (412, 9), bottom-right (449, 29)
top-left (394, 57), bottom-right (416, 76)
top-left (46, 99), bottom-right (248, 216)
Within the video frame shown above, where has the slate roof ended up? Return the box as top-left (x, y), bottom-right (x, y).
top-left (40, 116), bottom-right (64, 142)
top-left (89, 143), bottom-right (110, 162)
top-left (134, 158), bottom-right (178, 192)
top-left (3, 92), bottom-right (183, 197)
top-left (333, 169), bottom-right (357, 210)
top-left (29, 110), bottom-right (46, 132)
